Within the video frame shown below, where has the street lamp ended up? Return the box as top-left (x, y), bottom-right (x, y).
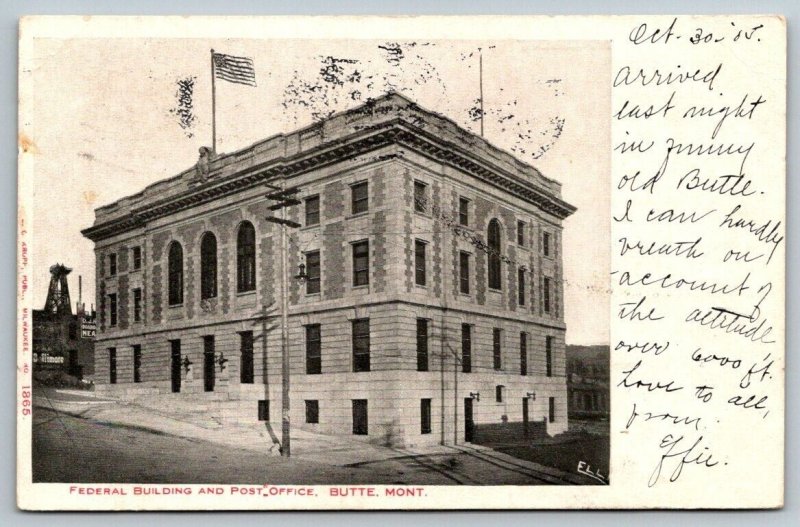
top-left (469, 391), bottom-right (480, 402)
top-left (294, 263), bottom-right (308, 283)
top-left (526, 392), bottom-right (536, 400)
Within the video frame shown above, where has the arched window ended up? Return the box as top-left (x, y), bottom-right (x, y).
top-left (168, 242), bottom-right (183, 305)
top-left (487, 218), bottom-right (502, 290)
top-left (200, 232), bottom-right (217, 300)
top-left (237, 221), bottom-right (256, 293)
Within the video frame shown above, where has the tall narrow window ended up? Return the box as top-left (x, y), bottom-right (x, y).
top-left (351, 181), bottom-right (369, 214)
top-left (200, 232), bottom-right (218, 300)
top-left (109, 253), bottom-right (117, 276)
top-left (546, 336), bottom-right (554, 377)
top-left (240, 331), bottom-right (254, 384)
top-left (305, 195), bottom-right (320, 226)
top-left (549, 397), bottom-right (556, 423)
top-left (496, 385), bottom-right (504, 403)
top-left (352, 240), bottom-right (369, 286)
top-left (459, 251), bottom-right (470, 294)
top-left (237, 222), bottom-right (256, 293)
top-left (543, 231), bottom-right (551, 257)
top-left (352, 399), bottom-right (368, 435)
top-left (520, 332), bottom-right (528, 376)
top-left (305, 400), bottom-right (319, 424)
top-left (203, 335), bottom-right (215, 392)
top-left (461, 324), bottom-right (472, 373)
top-left (133, 344), bottom-right (142, 383)
top-left (487, 219), bottom-right (502, 290)
top-left (416, 319), bottom-right (429, 372)
top-left (420, 399), bottom-right (432, 434)
top-left (415, 240), bottom-right (427, 286)
top-left (108, 348), bottom-right (117, 384)
top-left (459, 197), bottom-right (469, 226)
top-left (108, 293), bottom-right (117, 326)
top-left (305, 251), bottom-right (321, 294)
top-left (168, 242), bottom-right (183, 305)
top-left (306, 324), bottom-right (321, 374)
top-left (352, 319), bottom-right (370, 372)
top-left (493, 328), bottom-right (502, 370)
top-left (132, 246), bottom-right (142, 270)
top-left (543, 276), bottom-right (552, 314)
top-left (414, 181), bottom-right (427, 213)
top-left (517, 220), bottom-right (526, 246)
top-left (133, 288), bottom-right (142, 322)
top-left (518, 268), bottom-right (526, 306)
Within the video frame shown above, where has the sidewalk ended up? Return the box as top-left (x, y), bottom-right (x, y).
top-left (34, 389), bottom-right (586, 485)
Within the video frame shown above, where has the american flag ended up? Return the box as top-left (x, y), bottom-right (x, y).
top-left (212, 52), bottom-right (257, 87)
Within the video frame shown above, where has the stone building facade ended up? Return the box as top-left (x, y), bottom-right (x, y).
top-left (82, 93), bottom-right (576, 447)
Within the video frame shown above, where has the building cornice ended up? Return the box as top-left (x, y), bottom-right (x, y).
top-left (82, 118), bottom-right (576, 243)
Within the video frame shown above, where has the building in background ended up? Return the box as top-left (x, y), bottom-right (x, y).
top-left (81, 93), bottom-right (575, 447)
top-left (566, 345), bottom-right (609, 420)
top-left (32, 264), bottom-right (96, 382)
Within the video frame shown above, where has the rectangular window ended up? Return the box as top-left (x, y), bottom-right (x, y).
top-left (420, 399), bottom-right (432, 434)
top-left (352, 319), bottom-right (370, 372)
top-left (352, 399), bottom-right (368, 435)
top-left (108, 348), bottom-right (117, 384)
top-left (543, 277), bottom-right (552, 314)
top-left (108, 293), bottom-right (117, 327)
top-left (518, 269), bottom-right (526, 306)
top-left (240, 331), bottom-right (254, 384)
top-left (416, 319), bottom-right (429, 372)
top-left (258, 400), bottom-right (270, 421)
top-left (109, 254), bottom-right (117, 276)
top-left (305, 251), bottom-right (321, 294)
top-left (415, 240), bottom-right (427, 286)
top-left (414, 181), bottom-right (427, 213)
top-left (461, 324), bottom-right (472, 373)
top-left (543, 232), bottom-right (551, 257)
top-left (546, 336), bottom-right (554, 377)
top-left (203, 335), bottom-right (215, 392)
top-left (133, 344), bottom-right (142, 383)
top-left (549, 397), bottom-right (556, 423)
top-left (459, 197), bottom-right (469, 226)
top-left (517, 220), bottom-right (525, 246)
top-left (352, 240), bottom-right (369, 287)
top-left (305, 195), bottom-right (320, 226)
top-left (351, 181), bottom-right (369, 214)
top-left (493, 328), bottom-right (502, 370)
top-left (459, 251), bottom-right (470, 294)
top-left (305, 400), bottom-right (319, 424)
top-left (496, 385), bottom-right (504, 403)
top-left (520, 332), bottom-right (528, 376)
top-left (132, 246), bottom-right (142, 270)
top-left (133, 288), bottom-right (142, 322)
top-left (305, 324), bottom-right (322, 375)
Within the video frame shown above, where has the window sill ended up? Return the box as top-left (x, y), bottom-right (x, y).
top-left (305, 292), bottom-right (321, 298)
top-left (488, 287), bottom-right (503, 294)
top-left (346, 211), bottom-right (370, 220)
top-left (237, 290), bottom-right (256, 297)
top-left (130, 268), bottom-right (142, 274)
top-left (459, 292), bottom-right (472, 298)
top-left (300, 223), bottom-right (320, 232)
top-left (415, 283), bottom-right (427, 289)
top-left (352, 284), bottom-right (370, 290)
top-left (168, 303), bottom-right (183, 308)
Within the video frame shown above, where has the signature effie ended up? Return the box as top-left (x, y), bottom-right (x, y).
top-left (649, 434), bottom-right (719, 487)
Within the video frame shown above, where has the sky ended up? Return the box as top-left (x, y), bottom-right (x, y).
top-left (26, 38), bottom-right (610, 344)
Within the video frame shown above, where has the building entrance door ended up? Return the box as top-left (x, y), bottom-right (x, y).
top-left (464, 398), bottom-right (474, 443)
top-left (523, 398), bottom-right (530, 438)
top-left (68, 349), bottom-right (80, 379)
top-left (203, 336), bottom-right (215, 392)
top-left (170, 340), bottom-right (181, 393)
top-left (352, 399), bottom-right (368, 435)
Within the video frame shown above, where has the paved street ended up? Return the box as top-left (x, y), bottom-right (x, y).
top-left (33, 407), bottom-right (404, 484)
top-left (31, 390), bottom-right (587, 485)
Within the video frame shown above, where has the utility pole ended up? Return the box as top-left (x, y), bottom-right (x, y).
top-left (265, 179), bottom-right (302, 457)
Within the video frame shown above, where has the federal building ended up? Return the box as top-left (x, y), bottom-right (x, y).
top-left (82, 93), bottom-right (576, 447)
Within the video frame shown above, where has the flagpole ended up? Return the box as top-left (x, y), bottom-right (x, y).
top-left (479, 48), bottom-right (484, 138)
top-left (211, 48), bottom-right (217, 153)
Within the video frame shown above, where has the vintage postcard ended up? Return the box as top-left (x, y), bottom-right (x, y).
top-left (17, 15), bottom-right (785, 510)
